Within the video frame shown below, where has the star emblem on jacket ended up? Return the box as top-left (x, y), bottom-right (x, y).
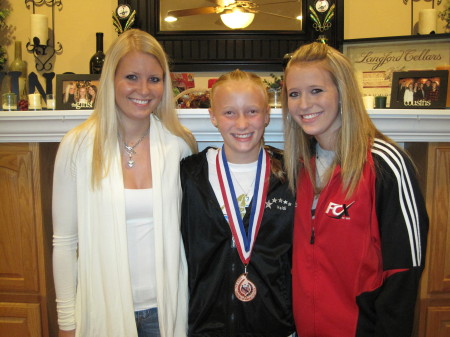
top-left (266, 197), bottom-right (292, 211)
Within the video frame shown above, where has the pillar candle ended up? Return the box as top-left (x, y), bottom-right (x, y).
top-left (28, 93), bottom-right (42, 110)
top-left (362, 96), bottom-right (375, 110)
top-left (46, 94), bottom-right (56, 110)
top-left (31, 14), bottom-right (48, 45)
top-left (418, 9), bottom-right (437, 35)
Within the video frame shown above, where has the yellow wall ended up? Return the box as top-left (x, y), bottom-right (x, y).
top-left (345, 0), bottom-right (447, 39)
top-left (1, 0), bottom-right (448, 87)
top-left (3, 0), bottom-right (117, 77)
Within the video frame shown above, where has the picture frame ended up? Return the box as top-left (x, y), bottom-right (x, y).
top-left (56, 74), bottom-right (100, 110)
top-left (390, 70), bottom-right (448, 109)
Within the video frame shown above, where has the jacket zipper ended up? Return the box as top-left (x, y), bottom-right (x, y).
top-left (310, 195), bottom-right (319, 244)
top-left (311, 196), bottom-right (319, 336)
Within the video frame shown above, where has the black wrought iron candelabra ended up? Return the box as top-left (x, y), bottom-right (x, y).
top-left (25, 0), bottom-right (63, 71)
top-left (403, 0), bottom-right (442, 6)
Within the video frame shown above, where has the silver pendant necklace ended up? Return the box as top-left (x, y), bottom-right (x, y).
top-left (120, 126), bottom-right (150, 168)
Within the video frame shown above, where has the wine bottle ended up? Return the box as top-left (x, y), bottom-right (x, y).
top-left (89, 32), bottom-right (105, 74)
top-left (9, 41), bottom-right (28, 100)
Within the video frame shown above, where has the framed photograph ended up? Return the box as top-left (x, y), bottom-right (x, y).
top-left (56, 74), bottom-right (100, 110)
top-left (390, 70), bottom-right (448, 109)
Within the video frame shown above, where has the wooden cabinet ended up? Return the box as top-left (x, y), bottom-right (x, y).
top-left (407, 142), bottom-right (450, 337)
top-left (0, 143), bottom-right (58, 337)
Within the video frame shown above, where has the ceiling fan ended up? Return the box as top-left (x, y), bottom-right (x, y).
top-left (164, 0), bottom-right (302, 29)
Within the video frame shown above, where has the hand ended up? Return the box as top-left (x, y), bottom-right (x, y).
top-left (58, 329), bottom-right (75, 337)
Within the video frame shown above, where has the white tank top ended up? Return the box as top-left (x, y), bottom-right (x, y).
top-left (124, 188), bottom-right (157, 311)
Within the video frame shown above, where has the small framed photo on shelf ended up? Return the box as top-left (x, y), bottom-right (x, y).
top-left (56, 74), bottom-right (100, 110)
top-left (390, 70), bottom-right (448, 109)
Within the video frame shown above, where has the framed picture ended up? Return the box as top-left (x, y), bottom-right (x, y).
top-left (390, 70), bottom-right (449, 109)
top-left (56, 74), bottom-right (100, 110)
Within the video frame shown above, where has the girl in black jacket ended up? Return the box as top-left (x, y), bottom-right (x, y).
top-left (181, 69), bottom-right (295, 337)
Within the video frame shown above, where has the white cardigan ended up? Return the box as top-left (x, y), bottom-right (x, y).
top-left (52, 115), bottom-right (190, 337)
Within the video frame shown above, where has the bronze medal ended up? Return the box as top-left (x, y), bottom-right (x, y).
top-left (234, 273), bottom-right (257, 302)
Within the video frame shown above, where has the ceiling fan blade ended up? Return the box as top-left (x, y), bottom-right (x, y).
top-left (167, 7), bottom-right (218, 18)
top-left (258, 0), bottom-right (300, 5)
top-left (257, 10), bottom-right (300, 20)
top-left (207, 0), bottom-right (236, 6)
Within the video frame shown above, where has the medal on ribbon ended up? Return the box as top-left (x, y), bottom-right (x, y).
top-left (216, 146), bottom-right (270, 301)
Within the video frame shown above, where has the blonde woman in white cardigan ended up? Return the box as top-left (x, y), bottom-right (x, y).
top-left (52, 29), bottom-right (197, 337)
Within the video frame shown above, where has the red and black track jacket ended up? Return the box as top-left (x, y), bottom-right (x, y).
top-left (292, 138), bottom-right (428, 337)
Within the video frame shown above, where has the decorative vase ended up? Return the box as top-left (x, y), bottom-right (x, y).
top-left (90, 32), bottom-right (105, 74)
top-left (9, 41), bottom-right (28, 100)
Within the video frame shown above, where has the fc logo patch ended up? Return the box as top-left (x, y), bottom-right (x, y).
top-left (325, 201), bottom-right (355, 219)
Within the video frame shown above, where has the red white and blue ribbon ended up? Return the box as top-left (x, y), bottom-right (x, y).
top-left (216, 146), bottom-right (270, 264)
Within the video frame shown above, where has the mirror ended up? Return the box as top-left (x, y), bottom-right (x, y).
top-left (127, 0), bottom-right (343, 72)
top-left (160, 0), bottom-right (303, 31)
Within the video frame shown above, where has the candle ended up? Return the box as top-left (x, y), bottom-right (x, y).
top-left (28, 93), bottom-right (42, 110)
top-left (31, 14), bottom-right (48, 45)
top-left (47, 99), bottom-right (55, 109)
top-left (362, 96), bottom-right (374, 110)
top-left (46, 94), bottom-right (55, 110)
top-left (418, 9), bottom-right (437, 35)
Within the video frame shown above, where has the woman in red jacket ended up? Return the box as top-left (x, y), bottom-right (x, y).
top-left (282, 42), bottom-right (428, 337)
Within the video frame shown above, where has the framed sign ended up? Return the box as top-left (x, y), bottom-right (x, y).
top-left (390, 70), bottom-right (448, 109)
top-left (56, 74), bottom-right (100, 110)
top-left (343, 35), bottom-right (450, 100)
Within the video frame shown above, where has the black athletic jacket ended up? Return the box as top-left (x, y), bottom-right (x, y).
top-left (181, 146), bottom-right (295, 337)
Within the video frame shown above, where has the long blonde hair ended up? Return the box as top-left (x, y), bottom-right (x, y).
top-left (72, 29), bottom-right (197, 188)
top-left (282, 42), bottom-right (394, 196)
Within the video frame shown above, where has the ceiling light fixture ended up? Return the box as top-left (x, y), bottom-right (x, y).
top-left (164, 15), bottom-right (177, 22)
top-left (220, 7), bottom-right (255, 29)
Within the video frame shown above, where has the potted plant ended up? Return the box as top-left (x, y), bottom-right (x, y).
top-left (263, 73), bottom-right (283, 108)
top-left (0, 4), bottom-right (11, 72)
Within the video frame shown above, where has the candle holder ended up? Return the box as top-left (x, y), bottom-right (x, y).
top-left (25, 0), bottom-right (63, 71)
top-left (25, 0), bottom-right (62, 5)
top-left (403, 0), bottom-right (442, 4)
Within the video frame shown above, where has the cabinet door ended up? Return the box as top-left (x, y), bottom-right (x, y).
top-left (426, 145), bottom-right (450, 294)
top-left (425, 306), bottom-right (450, 337)
top-left (0, 302), bottom-right (42, 337)
top-left (0, 144), bottom-right (39, 292)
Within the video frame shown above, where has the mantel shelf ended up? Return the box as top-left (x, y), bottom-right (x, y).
top-left (0, 109), bottom-right (449, 144)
